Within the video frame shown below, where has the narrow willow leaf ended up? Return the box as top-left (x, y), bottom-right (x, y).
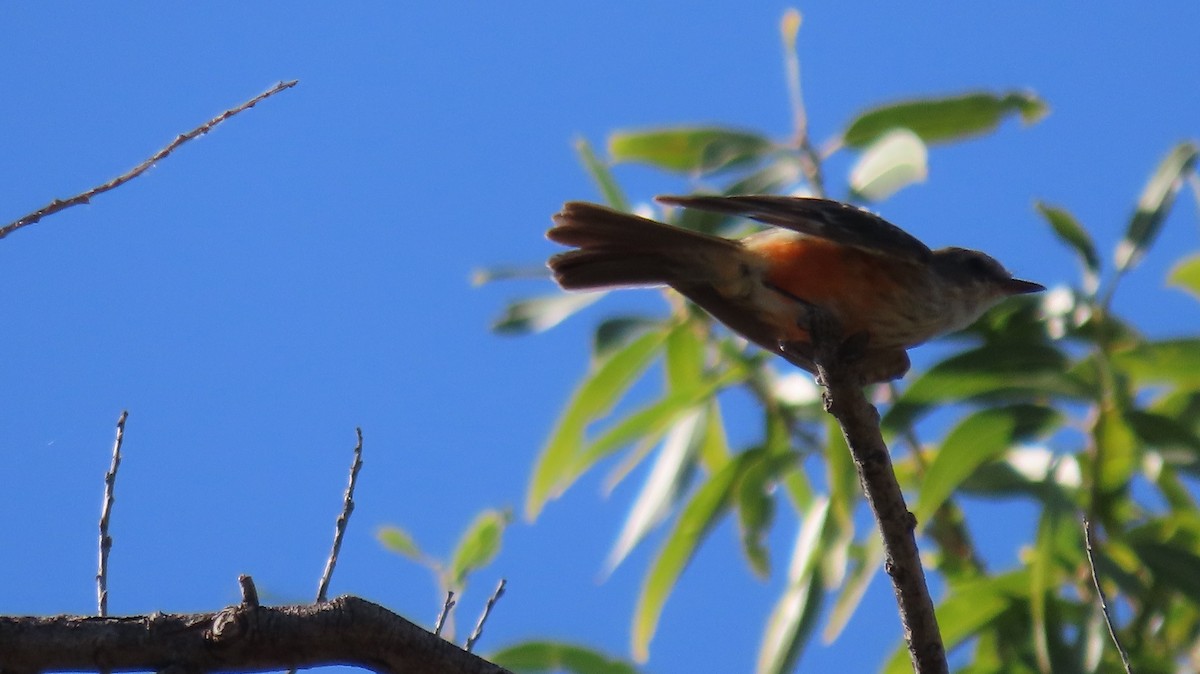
top-left (594, 317), bottom-right (662, 359)
top-left (735, 440), bottom-right (801, 579)
top-left (1128, 540), bottom-right (1200, 605)
top-left (915, 405), bottom-right (1060, 529)
top-left (756, 498), bottom-right (830, 674)
top-left (1168, 253), bottom-right (1200, 302)
top-left (882, 571), bottom-right (1028, 674)
top-left (489, 640), bottom-right (641, 674)
top-left (526, 328), bottom-right (669, 520)
top-left (664, 320), bottom-right (705, 390)
top-left (575, 136), bottom-right (630, 211)
top-left (843, 91), bottom-right (1048, 148)
top-left (492, 292), bottom-right (603, 334)
top-left (849, 128), bottom-right (928, 202)
top-left (1093, 408), bottom-right (1138, 494)
top-left (448, 509), bottom-right (510, 587)
top-left (1110, 338), bottom-right (1200, 389)
top-left (883, 342), bottom-right (1083, 432)
top-left (1036, 201), bottom-right (1100, 293)
top-left (377, 525), bottom-right (424, 561)
top-left (609, 126), bottom-right (774, 174)
top-left (822, 538), bottom-right (883, 643)
top-left (632, 449), bottom-right (798, 662)
top-left (1029, 507), bottom-right (1064, 673)
top-left (604, 408), bottom-right (705, 575)
top-left (1115, 141), bottom-right (1199, 272)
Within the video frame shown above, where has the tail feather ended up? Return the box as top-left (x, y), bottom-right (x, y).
top-left (547, 202), bottom-right (739, 290)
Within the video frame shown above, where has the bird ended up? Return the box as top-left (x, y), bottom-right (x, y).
top-left (546, 195), bottom-right (1045, 383)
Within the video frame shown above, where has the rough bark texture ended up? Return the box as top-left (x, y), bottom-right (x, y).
top-left (0, 595), bottom-right (511, 674)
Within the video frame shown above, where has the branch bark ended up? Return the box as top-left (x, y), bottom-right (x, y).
top-left (802, 312), bottom-right (947, 674)
top-left (0, 595), bottom-right (511, 674)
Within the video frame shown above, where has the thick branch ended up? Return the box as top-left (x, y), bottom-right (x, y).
top-left (801, 313), bottom-right (947, 674)
top-left (0, 595), bottom-right (510, 674)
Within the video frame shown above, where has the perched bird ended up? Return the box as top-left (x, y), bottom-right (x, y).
top-left (547, 195), bottom-right (1044, 383)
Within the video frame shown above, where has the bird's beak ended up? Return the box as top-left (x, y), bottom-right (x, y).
top-left (1003, 278), bottom-right (1046, 295)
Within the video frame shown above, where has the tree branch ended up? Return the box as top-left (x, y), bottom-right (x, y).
top-left (0, 80), bottom-right (299, 241)
top-left (97, 410), bottom-right (129, 618)
top-left (0, 595), bottom-right (511, 674)
top-left (798, 311), bottom-right (947, 674)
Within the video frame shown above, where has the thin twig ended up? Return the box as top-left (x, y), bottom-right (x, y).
top-left (464, 579), bottom-right (506, 653)
top-left (1083, 519), bottom-right (1134, 674)
top-left (434, 591), bottom-right (456, 637)
top-left (238, 574), bottom-right (260, 608)
top-left (97, 410), bottom-right (129, 617)
top-left (316, 428), bottom-right (364, 603)
top-left (0, 80), bottom-right (299, 240)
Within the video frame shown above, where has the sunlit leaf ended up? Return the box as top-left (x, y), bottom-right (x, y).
top-left (490, 640), bottom-right (641, 674)
top-left (1168, 253), bottom-right (1200, 302)
top-left (735, 438), bottom-right (801, 579)
top-left (822, 537), bottom-right (883, 643)
top-left (449, 509), bottom-right (510, 588)
top-left (757, 498), bottom-right (829, 674)
top-left (471, 264), bottom-right (551, 286)
top-left (594, 317), bottom-right (662, 359)
top-left (1035, 201), bottom-right (1099, 293)
top-left (376, 525), bottom-right (424, 561)
top-left (609, 127), bottom-right (775, 174)
top-left (575, 136), bottom-right (630, 211)
top-left (843, 91), bottom-right (1047, 148)
top-left (632, 449), bottom-right (798, 662)
top-left (527, 327), bottom-right (669, 520)
top-left (849, 128), bottom-right (928, 201)
top-left (915, 404), bottom-right (1060, 529)
top-left (1115, 141), bottom-right (1199, 272)
top-left (1029, 507), bottom-right (1066, 673)
top-left (664, 320), bottom-right (705, 390)
top-left (604, 409), bottom-right (704, 575)
top-left (493, 293), bottom-right (603, 334)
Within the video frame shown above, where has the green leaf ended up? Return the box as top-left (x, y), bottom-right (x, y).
top-left (471, 264), bottom-right (551, 286)
top-left (604, 408), bottom-right (704, 575)
top-left (848, 128), bottom-right (928, 201)
top-left (493, 293), bottom-right (603, 334)
top-left (1035, 201), bottom-right (1099, 293)
top-left (608, 126), bottom-right (775, 174)
top-left (1168, 253), bottom-right (1200, 302)
top-left (882, 571), bottom-right (1027, 674)
top-left (1115, 141), bottom-right (1199, 272)
top-left (1110, 338), bottom-right (1200, 389)
top-left (664, 321), bottom-right (705, 391)
top-left (735, 438), bottom-right (800, 579)
top-left (631, 449), bottom-right (798, 662)
top-left (1128, 539), bottom-right (1200, 606)
top-left (526, 327), bottom-right (669, 520)
top-left (883, 342), bottom-right (1085, 432)
top-left (490, 640), bottom-right (641, 674)
top-left (1093, 408), bottom-right (1138, 494)
top-left (756, 498), bottom-right (830, 674)
top-left (821, 537), bottom-right (883, 643)
top-left (448, 509), bottom-right (511, 588)
top-left (593, 317), bottom-right (661, 359)
top-left (915, 404), bottom-right (1061, 529)
top-left (842, 91), bottom-right (1047, 148)
top-left (575, 136), bottom-right (629, 211)
top-left (376, 525), bottom-right (424, 561)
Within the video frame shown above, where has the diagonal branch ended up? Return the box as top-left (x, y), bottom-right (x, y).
top-left (796, 311), bottom-right (947, 674)
top-left (0, 80), bottom-right (299, 241)
top-left (317, 427), bottom-right (365, 603)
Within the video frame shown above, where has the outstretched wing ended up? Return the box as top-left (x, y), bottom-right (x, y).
top-left (656, 194), bottom-right (933, 263)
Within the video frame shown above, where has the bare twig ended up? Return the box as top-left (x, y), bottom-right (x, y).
top-left (0, 80), bottom-right (299, 241)
top-left (435, 591), bottom-right (456, 636)
top-left (1083, 519), bottom-right (1133, 674)
top-left (97, 410), bottom-right (129, 617)
top-left (796, 311), bottom-right (947, 674)
top-left (464, 580), bottom-right (507, 653)
top-left (239, 574), bottom-right (261, 608)
top-left (316, 428), bottom-right (365, 603)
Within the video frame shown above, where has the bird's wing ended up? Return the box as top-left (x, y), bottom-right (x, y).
top-left (656, 194), bottom-right (933, 262)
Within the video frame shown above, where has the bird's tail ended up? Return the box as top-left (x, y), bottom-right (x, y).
top-left (547, 202), bottom-right (740, 290)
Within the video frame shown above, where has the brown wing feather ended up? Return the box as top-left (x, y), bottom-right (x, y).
top-left (656, 194), bottom-right (932, 263)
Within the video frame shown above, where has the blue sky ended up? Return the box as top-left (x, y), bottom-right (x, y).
top-left (0, 4), bottom-right (1197, 673)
